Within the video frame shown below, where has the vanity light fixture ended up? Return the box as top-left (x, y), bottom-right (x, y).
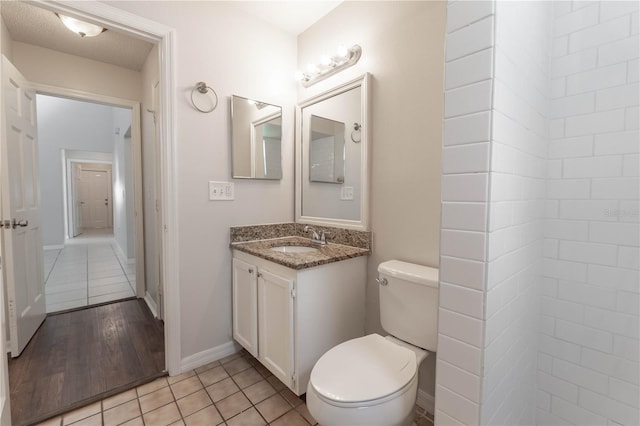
top-left (56, 13), bottom-right (106, 38)
top-left (295, 44), bottom-right (362, 87)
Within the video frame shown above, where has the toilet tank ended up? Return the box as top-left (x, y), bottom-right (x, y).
top-left (378, 260), bottom-right (439, 351)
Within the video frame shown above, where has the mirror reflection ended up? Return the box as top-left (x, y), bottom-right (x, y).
top-left (231, 95), bottom-right (282, 179)
top-left (309, 115), bottom-right (345, 184)
top-left (299, 82), bottom-right (364, 224)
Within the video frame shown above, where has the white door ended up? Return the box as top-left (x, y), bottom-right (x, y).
top-left (79, 169), bottom-right (111, 229)
top-left (232, 258), bottom-right (258, 357)
top-left (1, 55), bottom-right (46, 357)
top-left (258, 269), bottom-right (294, 387)
top-left (0, 253), bottom-right (11, 426)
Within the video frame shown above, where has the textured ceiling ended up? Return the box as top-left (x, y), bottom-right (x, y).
top-left (1, 1), bottom-right (154, 71)
top-left (1, 1), bottom-right (342, 72)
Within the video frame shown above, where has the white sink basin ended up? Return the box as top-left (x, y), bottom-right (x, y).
top-left (270, 245), bottom-right (319, 253)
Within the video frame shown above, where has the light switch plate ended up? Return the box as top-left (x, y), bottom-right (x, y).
top-left (209, 181), bottom-right (234, 201)
top-left (341, 186), bottom-right (354, 200)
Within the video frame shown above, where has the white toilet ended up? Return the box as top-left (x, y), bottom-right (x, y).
top-left (306, 260), bottom-right (439, 426)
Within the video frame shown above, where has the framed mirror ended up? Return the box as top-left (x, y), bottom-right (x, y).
top-left (295, 73), bottom-right (370, 231)
top-left (231, 95), bottom-right (282, 179)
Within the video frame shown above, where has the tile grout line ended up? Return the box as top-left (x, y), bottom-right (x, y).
top-left (57, 350), bottom-right (434, 426)
top-left (195, 363), bottom-right (226, 424)
top-left (108, 242), bottom-right (136, 296)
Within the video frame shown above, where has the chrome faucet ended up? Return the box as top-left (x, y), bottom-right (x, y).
top-left (304, 225), bottom-right (327, 245)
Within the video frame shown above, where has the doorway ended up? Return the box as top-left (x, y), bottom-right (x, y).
top-left (0, 1), bottom-right (179, 423)
top-left (70, 161), bottom-right (114, 237)
top-left (35, 94), bottom-right (142, 315)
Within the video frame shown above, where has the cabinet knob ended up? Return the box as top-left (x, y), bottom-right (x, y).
top-left (257, 272), bottom-right (263, 278)
top-left (248, 268), bottom-right (254, 274)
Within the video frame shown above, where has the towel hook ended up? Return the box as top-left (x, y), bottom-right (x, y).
top-left (351, 122), bottom-right (361, 143)
top-left (191, 81), bottom-right (218, 113)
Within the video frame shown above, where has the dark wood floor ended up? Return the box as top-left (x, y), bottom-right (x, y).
top-left (8, 299), bottom-right (165, 426)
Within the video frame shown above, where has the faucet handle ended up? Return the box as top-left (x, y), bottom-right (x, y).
top-left (319, 230), bottom-right (331, 243)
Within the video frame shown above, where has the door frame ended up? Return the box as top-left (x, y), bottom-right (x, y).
top-left (64, 156), bottom-right (115, 240)
top-left (30, 0), bottom-right (180, 375)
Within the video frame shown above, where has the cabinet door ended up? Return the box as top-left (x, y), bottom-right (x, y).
top-left (232, 258), bottom-right (258, 357)
top-left (258, 269), bottom-right (294, 388)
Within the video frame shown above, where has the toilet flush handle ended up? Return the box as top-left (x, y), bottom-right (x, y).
top-left (376, 276), bottom-right (388, 286)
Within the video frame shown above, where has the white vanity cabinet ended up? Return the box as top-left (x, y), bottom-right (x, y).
top-left (232, 249), bottom-right (366, 395)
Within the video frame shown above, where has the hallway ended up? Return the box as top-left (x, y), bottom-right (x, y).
top-left (44, 228), bottom-right (136, 313)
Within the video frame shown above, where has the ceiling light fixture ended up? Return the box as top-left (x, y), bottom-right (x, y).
top-left (56, 13), bottom-right (106, 38)
top-left (295, 44), bottom-right (362, 87)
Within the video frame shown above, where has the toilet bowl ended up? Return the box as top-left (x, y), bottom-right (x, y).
top-left (306, 260), bottom-right (438, 426)
top-left (306, 334), bottom-right (428, 426)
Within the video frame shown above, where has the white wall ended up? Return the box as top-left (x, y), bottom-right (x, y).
top-left (12, 42), bottom-right (142, 101)
top-left (297, 1), bottom-right (445, 403)
top-left (106, 1), bottom-right (297, 362)
top-left (37, 95), bottom-right (123, 247)
top-left (539, 2), bottom-right (639, 425)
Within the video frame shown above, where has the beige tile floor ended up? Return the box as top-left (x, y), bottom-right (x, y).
top-left (37, 350), bottom-right (435, 426)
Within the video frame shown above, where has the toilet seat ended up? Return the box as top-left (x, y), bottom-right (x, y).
top-left (309, 334), bottom-right (417, 405)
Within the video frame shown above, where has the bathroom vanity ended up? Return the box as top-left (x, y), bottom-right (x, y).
top-left (231, 236), bottom-right (367, 395)
top-left (229, 73), bottom-right (372, 396)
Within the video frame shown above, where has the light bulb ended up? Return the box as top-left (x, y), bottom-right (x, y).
top-left (336, 45), bottom-right (348, 58)
top-left (321, 55), bottom-right (332, 66)
top-left (307, 63), bottom-right (319, 74)
top-left (294, 71), bottom-right (305, 81)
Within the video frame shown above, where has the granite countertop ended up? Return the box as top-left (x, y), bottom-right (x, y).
top-left (230, 236), bottom-right (370, 270)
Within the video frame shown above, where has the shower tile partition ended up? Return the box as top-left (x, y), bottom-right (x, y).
top-left (437, 2), bottom-right (495, 424)
top-left (439, 1), bottom-right (638, 425)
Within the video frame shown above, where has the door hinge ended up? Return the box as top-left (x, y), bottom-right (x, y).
top-left (290, 287), bottom-right (296, 300)
top-left (291, 373), bottom-right (296, 388)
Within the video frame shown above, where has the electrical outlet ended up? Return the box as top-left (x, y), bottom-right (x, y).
top-left (341, 186), bottom-right (354, 200)
top-left (209, 181), bottom-right (234, 201)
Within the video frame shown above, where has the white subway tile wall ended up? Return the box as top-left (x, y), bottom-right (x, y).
top-left (541, 2), bottom-right (640, 426)
top-left (479, 0), bottom-right (551, 424)
top-left (439, 1), bottom-right (637, 424)
top-left (437, 1), bottom-right (494, 424)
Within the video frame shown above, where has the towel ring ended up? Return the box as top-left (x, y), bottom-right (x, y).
top-left (191, 81), bottom-right (218, 113)
top-left (351, 122), bottom-right (361, 143)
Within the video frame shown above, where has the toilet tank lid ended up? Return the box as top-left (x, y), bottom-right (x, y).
top-left (378, 260), bottom-right (439, 287)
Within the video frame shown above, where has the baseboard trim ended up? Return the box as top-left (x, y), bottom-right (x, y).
top-left (179, 341), bottom-right (241, 374)
top-left (417, 389), bottom-right (435, 416)
top-left (144, 292), bottom-right (158, 318)
top-left (43, 244), bottom-right (65, 250)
